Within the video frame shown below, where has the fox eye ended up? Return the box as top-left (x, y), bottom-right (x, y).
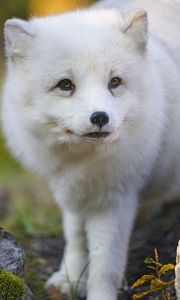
top-left (109, 77), bottom-right (122, 89)
top-left (56, 79), bottom-right (75, 92)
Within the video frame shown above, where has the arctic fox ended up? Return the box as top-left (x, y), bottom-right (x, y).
top-left (2, 0), bottom-right (180, 299)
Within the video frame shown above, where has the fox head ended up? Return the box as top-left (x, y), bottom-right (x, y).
top-left (3, 8), bottom-right (151, 145)
top-left (3, 7), bottom-right (164, 177)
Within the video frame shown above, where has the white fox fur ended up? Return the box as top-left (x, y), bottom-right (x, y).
top-left (2, 0), bottom-right (180, 299)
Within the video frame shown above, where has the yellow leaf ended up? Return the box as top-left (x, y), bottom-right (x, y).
top-left (30, 0), bottom-right (96, 15)
top-left (165, 279), bottom-right (175, 286)
top-left (159, 264), bottom-right (175, 275)
top-left (150, 278), bottom-right (165, 290)
top-left (131, 275), bottom-right (154, 289)
top-left (133, 289), bottom-right (154, 299)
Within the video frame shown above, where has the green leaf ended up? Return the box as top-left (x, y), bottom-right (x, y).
top-left (155, 262), bottom-right (163, 267)
top-left (147, 266), bottom-right (156, 271)
top-left (144, 258), bottom-right (156, 264)
top-left (159, 264), bottom-right (175, 275)
top-left (131, 275), bottom-right (154, 289)
top-left (144, 257), bottom-right (162, 267)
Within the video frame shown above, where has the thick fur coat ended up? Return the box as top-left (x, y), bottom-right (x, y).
top-left (2, 0), bottom-right (180, 299)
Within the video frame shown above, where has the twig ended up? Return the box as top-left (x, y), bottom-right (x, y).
top-left (175, 240), bottom-right (180, 299)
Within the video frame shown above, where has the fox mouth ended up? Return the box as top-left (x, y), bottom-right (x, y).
top-left (83, 132), bottom-right (110, 139)
top-left (64, 129), bottom-right (110, 140)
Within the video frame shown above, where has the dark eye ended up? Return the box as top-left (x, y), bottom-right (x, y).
top-left (109, 77), bottom-right (122, 89)
top-left (56, 79), bottom-right (75, 92)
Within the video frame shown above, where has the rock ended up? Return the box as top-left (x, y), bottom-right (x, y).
top-left (0, 228), bottom-right (32, 300)
top-left (0, 229), bottom-right (24, 277)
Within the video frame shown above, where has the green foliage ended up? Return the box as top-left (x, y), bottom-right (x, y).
top-left (131, 249), bottom-right (175, 300)
top-left (0, 0), bottom-right (28, 64)
top-left (1, 186), bottom-right (62, 238)
top-left (0, 269), bottom-right (25, 300)
top-left (0, 129), bottom-right (23, 174)
top-left (0, 0), bottom-right (28, 33)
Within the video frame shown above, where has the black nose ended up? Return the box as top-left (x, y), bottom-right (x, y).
top-left (90, 111), bottom-right (109, 128)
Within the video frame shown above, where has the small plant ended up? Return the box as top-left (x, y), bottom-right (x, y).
top-left (0, 269), bottom-right (25, 300)
top-left (131, 249), bottom-right (175, 300)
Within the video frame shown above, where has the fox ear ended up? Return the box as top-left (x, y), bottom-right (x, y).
top-left (123, 10), bottom-right (147, 53)
top-left (4, 19), bottom-right (35, 58)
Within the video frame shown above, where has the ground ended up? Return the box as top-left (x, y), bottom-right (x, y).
top-left (12, 199), bottom-right (180, 300)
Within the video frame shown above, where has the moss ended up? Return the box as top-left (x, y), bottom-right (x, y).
top-left (0, 269), bottom-right (25, 300)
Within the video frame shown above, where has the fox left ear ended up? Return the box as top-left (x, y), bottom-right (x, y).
top-left (123, 10), bottom-right (147, 53)
top-left (4, 18), bottom-right (35, 59)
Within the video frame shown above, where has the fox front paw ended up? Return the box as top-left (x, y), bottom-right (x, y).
top-left (45, 270), bottom-right (87, 299)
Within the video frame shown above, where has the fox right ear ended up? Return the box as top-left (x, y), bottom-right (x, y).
top-left (4, 19), bottom-right (35, 59)
top-left (123, 10), bottom-right (147, 53)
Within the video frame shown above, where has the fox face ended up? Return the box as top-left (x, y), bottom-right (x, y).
top-left (4, 9), bottom-right (150, 152)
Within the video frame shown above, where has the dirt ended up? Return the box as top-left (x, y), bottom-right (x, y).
top-left (19, 199), bottom-right (180, 300)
